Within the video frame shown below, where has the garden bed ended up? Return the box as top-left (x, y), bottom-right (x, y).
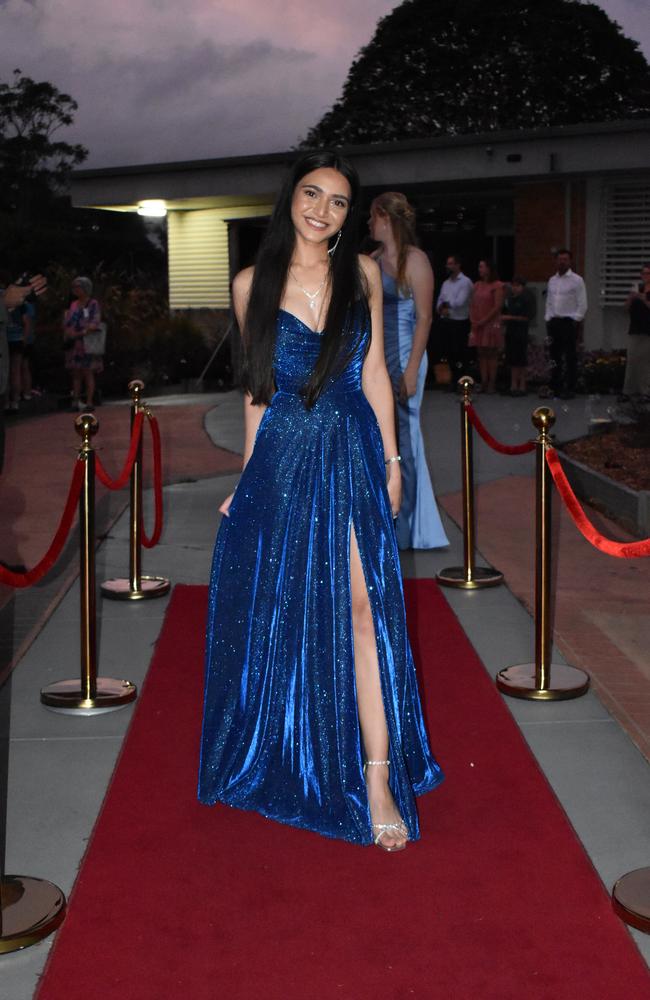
top-left (558, 423), bottom-right (650, 538)
top-left (562, 425), bottom-right (650, 493)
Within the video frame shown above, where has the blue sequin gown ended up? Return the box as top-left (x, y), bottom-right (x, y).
top-left (198, 306), bottom-right (444, 845)
top-left (381, 268), bottom-right (449, 550)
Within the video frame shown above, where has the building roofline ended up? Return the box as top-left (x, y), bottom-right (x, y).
top-left (73, 118), bottom-right (650, 180)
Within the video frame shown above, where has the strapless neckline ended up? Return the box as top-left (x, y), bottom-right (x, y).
top-left (278, 307), bottom-right (324, 336)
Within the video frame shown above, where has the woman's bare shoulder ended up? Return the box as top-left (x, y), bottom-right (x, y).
top-left (405, 245), bottom-right (433, 276)
top-left (232, 266), bottom-right (255, 297)
top-left (407, 245), bottom-right (430, 264)
top-left (406, 246), bottom-right (433, 285)
top-left (231, 267), bottom-right (255, 328)
top-left (358, 254), bottom-right (380, 280)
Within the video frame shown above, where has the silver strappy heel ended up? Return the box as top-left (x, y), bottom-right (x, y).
top-left (364, 759), bottom-right (409, 853)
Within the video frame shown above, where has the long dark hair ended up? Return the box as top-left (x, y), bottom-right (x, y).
top-left (240, 150), bottom-right (368, 408)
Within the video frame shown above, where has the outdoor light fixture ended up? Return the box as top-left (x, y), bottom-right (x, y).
top-left (137, 200), bottom-right (167, 217)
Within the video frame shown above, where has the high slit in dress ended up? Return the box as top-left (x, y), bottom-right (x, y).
top-left (198, 305), bottom-right (444, 844)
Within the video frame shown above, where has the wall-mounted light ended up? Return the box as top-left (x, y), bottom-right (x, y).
top-left (137, 200), bottom-right (167, 217)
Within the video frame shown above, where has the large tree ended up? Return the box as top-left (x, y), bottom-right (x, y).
top-left (304, 0), bottom-right (650, 147)
top-left (0, 70), bottom-right (163, 278)
top-left (0, 69), bottom-right (88, 219)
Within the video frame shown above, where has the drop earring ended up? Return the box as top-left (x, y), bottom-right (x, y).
top-left (328, 231), bottom-right (342, 256)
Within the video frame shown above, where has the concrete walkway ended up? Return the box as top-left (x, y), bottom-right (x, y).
top-left (1, 389), bottom-right (649, 998)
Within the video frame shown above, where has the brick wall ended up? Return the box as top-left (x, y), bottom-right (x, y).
top-left (514, 181), bottom-right (586, 282)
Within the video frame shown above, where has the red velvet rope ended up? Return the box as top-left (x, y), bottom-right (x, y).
top-left (546, 448), bottom-right (650, 559)
top-left (140, 414), bottom-right (164, 549)
top-left (466, 404), bottom-right (536, 455)
top-left (95, 411), bottom-right (145, 490)
top-left (0, 459), bottom-right (86, 588)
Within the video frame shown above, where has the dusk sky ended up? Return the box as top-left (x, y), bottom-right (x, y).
top-left (2, 0), bottom-right (650, 169)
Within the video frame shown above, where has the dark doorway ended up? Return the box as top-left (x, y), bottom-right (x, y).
top-left (227, 216), bottom-right (270, 280)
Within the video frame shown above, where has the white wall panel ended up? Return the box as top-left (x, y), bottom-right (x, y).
top-left (168, 205), bottom-right (271, 309)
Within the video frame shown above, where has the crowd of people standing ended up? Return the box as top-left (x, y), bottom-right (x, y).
top-left (1, 273), bottom-right (104, 418)
top-left (434, 247), bottom-right (586, 399)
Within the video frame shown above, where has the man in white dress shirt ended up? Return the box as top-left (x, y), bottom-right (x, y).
top-left (544, 249), bottom-right (587, 399)
top-left (436, 254), bottom-right (474, 385)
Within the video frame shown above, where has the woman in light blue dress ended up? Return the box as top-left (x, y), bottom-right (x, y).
top-left (369, 192), bottom-right (449, 550)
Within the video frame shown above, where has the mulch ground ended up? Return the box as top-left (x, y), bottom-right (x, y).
top-left (564, 426), bottom-right (650, 492)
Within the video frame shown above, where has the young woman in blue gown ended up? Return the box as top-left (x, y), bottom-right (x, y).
top-left (198, 152), bottom-right (443, 851)
top-left (369, 193), bottom-right (449, 550)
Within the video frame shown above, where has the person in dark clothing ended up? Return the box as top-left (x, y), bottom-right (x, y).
top-left (623, 263), bottom-right (650, 399)
top-left (0, 274), bottom-right (46, 474)
top-left (502, 276), bottom-right (536, 395)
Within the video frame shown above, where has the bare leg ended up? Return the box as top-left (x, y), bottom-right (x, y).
top-left (478, 350), bottom-right (488, 389)
top-left (513, 366), bottom-right (527, 392)
top-left (349, 526), bottom-right (407, 849)
top-left (84, 370), bottom-right (95, 406)
top-left (71, 370), bottom-right (82, 404)
top-left (21, 356), bottom-right (32, 397)
top-left (9, 353), bottom-right (21, 404)
top-left (487, 355), bottom-right (498, 392)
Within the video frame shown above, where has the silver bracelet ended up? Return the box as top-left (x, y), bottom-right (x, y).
top-left (384, 455), bottom-right (401, 466)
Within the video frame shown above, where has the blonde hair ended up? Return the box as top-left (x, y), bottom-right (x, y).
top-left (372, 191), bottom-right (418, 293)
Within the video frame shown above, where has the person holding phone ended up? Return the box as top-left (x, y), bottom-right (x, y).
top-left (0, 273), bottom-right (46, 467)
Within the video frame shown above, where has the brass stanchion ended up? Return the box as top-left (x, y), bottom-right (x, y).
top-left (612, 869), bottom-right (650, 933)
top-left (496, 407), bottom-right (590, 700)
top-left (41, 414), bottom-right (137, 714)
top-left (0, 876), bottom-right (66, 954)
top-left (437, 377), bottom-right (503, 589)
top-left (101, 380), bottom-right (170, 601)
top-left (1, 675), bottom-right (66, 953)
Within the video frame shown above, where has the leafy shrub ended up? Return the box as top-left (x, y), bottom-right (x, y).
top-left (32, 264), bottom-right (231, 397)
top-left (578, 350), bottom-right (627, 394)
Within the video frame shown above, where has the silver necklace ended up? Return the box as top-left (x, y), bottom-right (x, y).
top-left (290, 268), bottom-right (328, 312)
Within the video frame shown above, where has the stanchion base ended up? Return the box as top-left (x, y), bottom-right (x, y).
top-left (0, 876), bottom-right (66, 954)
top-left (101, 575), bottom-right (171, 601)
top-left (496, 663), bottom-right (590, 701)
top-left (41, 677), bottom-right (137, 714)
top-left (437, 566), bottom-right (504, 590)
top-left (612, 868), bottom-right (650, 934)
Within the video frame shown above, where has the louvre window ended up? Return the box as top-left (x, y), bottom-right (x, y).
top-left (600, 183), bottom-right (650, 306)
top-left (168, 205), bottom-right (272, 310)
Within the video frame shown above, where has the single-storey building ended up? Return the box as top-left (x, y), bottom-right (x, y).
top-left (72, 119), bottom-right (650, 351)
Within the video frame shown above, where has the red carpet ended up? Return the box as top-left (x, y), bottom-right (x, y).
top-left (37, 582), bottom-right (650, 1000)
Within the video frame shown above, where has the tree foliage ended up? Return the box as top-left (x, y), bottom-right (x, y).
top-left (0, 69), bottom-right (164, 280)
top-left (304, 0), bottom-right (650, 147)
top-left (0, 68), bottom-right (88, 216)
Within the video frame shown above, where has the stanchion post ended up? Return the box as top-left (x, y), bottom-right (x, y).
top-left (41, 414), bottom-right (137, 714)
top-left (437, 376), bottom-right (503, 590)
top-left (0, 874), bottom-right (66, 954)
top-left (130, 380), bottom-right (144, 595)
top-left (1, 675), bottom-right (66, 952)
top-left (612, 868), bottom-right (650, 934)
top-left (102, 380), bottom-right (170, 601)
top-left (496, 406), bottom-right (590, 700)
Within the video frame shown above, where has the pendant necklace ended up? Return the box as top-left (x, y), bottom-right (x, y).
top-left (290, 268), bottom-right (328, 313)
